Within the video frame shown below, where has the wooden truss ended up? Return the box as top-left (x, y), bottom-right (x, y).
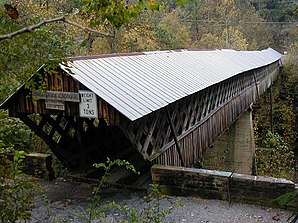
top-left (119, 62), bottom-right (280, 167)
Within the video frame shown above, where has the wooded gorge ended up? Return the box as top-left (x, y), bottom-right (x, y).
top-left (0, 1), bottom-right (297, 222)
top-left (0, 0), bottom-right (297, 177)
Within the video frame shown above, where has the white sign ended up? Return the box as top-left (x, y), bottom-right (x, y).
top-left (79, 90), bottom-right (98, 118)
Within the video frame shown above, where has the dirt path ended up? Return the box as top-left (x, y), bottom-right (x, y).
top-left (28, 177), bottom-right (294, 223)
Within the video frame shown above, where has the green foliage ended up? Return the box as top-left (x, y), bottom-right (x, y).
top-left (184, 0), bottom-right (271, 50)
top-left (254, 60), bottom-right (297, 149)
top-left (256, 131), bottom-right (295, 180)
top-left (103, 183), bottom-right (181, 223)
top-left (81, 0), bottom-right (161, 53)
top-left (82, 0), bottom-right (160, 29)
top-left (114, 9), bottom-right (193, 53)
top-left (0, 142), bottom-right (40, 222)
top-left (0, 110), bottom-right (48, 153)
top-left (93, 157), bottom-right (139, 187)
top-left (142, 184), bottom-right (180, 223)
top-left (0, 110), bottom-right (31, 151)
top-left (282, 45), bottom-right (298, 103)
top-left (245, 0), bottom-right (297, 51)
top-left (0, 1), bottom-right (78, 102)
top-left (251, 40), bottom-right (297, 182)
top-left (271, 191), bottom-right (298, 222)
top-left (195, 33), bottom-right (224, 49)
top-left (221, 27), bottom-right (249, 50)
top-left (79, 158), bottom-right (139, 222)
top-left (175, 0), bottom-right (189, 6)
top-left (74, 158), bottom-right (179, 222)
top-left (272, 191), bottom-right (298, 208)
top-left (248, 0), bottom-right (297, 22)
top-left (253, 47), bottom-right (297, 176)
top-left (155, 9), bottom-right (191, 50)
top-left (195, 26), bottom-right (249, 50)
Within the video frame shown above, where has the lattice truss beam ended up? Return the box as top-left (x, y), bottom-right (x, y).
top-left (19, 113), bottom-right (130, 169)
top-left (120, 63), bottom-right (279, 166)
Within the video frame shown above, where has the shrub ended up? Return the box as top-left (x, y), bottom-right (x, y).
top-left (0, 141), bottom-right (39, 222)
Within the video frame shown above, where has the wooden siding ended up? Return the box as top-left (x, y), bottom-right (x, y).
top-left (7, 69), bottom-right (122, 126)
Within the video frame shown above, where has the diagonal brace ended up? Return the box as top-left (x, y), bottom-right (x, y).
top-left (165, 107), bottom-right (185, 167)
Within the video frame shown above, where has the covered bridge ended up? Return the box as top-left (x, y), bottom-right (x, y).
top-left (0, 48), bottom-right (282, 172)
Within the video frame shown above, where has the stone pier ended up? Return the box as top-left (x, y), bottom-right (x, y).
top-left (203, 110), bottom-right (255, 175)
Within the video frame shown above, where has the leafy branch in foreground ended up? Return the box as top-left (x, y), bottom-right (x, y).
top-left (79, 158), bottom-right (139, 222)
top-left (75, 158), bottom-right (180, 223)
top-left (142, 184), bottom-right (181, 223)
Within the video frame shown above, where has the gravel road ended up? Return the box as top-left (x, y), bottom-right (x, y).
top-left (27, 177), bottom-right (295, 223)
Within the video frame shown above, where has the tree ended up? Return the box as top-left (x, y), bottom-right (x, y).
top-left (0, 1), bottom-right (83, 101)
top-left (256, 131), bottom-right (295, 180)
top-left (248, 0), bottom-right (297, 52)
top-left (253, 43), bottom-right (297, 180)
top-left (82, 0), bottom-right (161, 52)
top-left (117, 22), bottom-right (159, 52)
top-left (194, 33), bottom-right (224, 49)
top-left (0, 0), bottom-right (162, 98)
top-left (0, 1), bottom-right (87, 155)
top-left (183, 0), bottom-right (272, 50)
top-left (193, 26), bottom-right (249, 50)
top-left (155, 9), bottom-right (192, 50)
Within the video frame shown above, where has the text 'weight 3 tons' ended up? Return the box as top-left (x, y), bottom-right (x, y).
top-left (79, 90), bottom-right (98, 118)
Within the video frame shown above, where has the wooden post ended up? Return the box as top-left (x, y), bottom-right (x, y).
top-left (165, 107), bottom-right (185, 167)
top-left (295, 95), bottom-right (298, 183)
top-left (253, 71), bottom-right (260, 101)
top-left (270, 85), bottom-right (273, 133)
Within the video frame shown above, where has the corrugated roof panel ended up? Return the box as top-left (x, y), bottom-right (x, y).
top-left (198, 52), bottom-right (239, 79)
top-left (61, 48), bottom-right (282, 121)
top-left (146, 53), bottom-right (201, 94)
top-left (220, 50), bottom-right (260, 71)
top-left (85, 67), bottom-right (151, 116)
top-left (129, 54), bottom-right (189, 97)
top-left (100, 61), bottom-right (164, 109)
top-left (107, 57), bottom-right (171, 106)
top-left (84, 59), bottom-right (156, 113)
top-left (66, 62), bottom-right (144, 119)
top-left (114, 57), bottom-right (178, 103)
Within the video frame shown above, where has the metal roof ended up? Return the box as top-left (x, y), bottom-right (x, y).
top-left (60, 48), bottom-right (282, 121)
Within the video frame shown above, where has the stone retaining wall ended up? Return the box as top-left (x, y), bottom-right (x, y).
top-left (151, 164), bottom-right (295, 206)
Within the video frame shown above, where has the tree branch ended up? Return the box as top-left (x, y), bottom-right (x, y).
top-left (0, 16), bottom-right (113, 41)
